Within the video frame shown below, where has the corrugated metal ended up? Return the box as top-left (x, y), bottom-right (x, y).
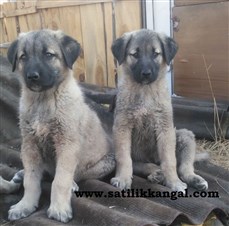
top-left (0, 158), bottom-right (228, 225)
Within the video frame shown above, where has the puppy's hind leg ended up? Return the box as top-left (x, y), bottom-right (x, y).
top-left (0, 170), bottom-right (24, 194)
top-left (77, 153), bottom-right (116, 181)
top-left (133, 162), bottom-right (165, 184)
top-left (176, 129), bottom-right (208, 191)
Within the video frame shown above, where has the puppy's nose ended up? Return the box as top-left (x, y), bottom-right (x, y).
top-left (27, 72), bottom-right (40, 81)
top-left (141, 69), bottom-right (152, 78)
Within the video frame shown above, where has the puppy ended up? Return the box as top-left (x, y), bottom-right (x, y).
top-left (110, 29), bottom-right (208, 192)
top-left (7, 29), bottom-right (115, 223)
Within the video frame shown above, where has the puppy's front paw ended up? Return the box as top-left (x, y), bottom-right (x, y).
top-left (8, 201), bottom-right (37, 220)
top-left (166, 179), bottom-right (187, 193)
top-left (110, 176), bottom-right (132, 190)
top-left (187, 175), bottom-right (208, 191)
top-left (47, 203), bottom-right (72, 223)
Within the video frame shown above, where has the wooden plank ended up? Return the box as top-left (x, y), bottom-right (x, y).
top-left (39, 7), bottom-right (62, 30)
top-left (17, 1), bottom-right (29, 33)
top-left (173, 2), bottom-right (229, 101)
top-left (3, 6), bottom-right (37, 18)
top-left (175, 0), bottom-right (228, 6)
top-left (0, 19), bottom-right (7, 56)
top-left (57, 6), bottom-right (85, 81)
top-left (174, 79), bottom-right (229, 100)
top-left (17, 0), bottom-right (36, 8)
top-left (24, 13), bottom-right (42, 31)
top-left (2, 0), bottom-right (37, 18)
top-left (103, 2), bottom-right (116, 87)
top-left (0, 5), bottom-right (3, 19)
top-left (2, 2), bottom-right (18, 41)
top-left (16, 1), bottom-right (41, 32)
top-left (80, 3), bottom-right (107, 86)
top-left (114, 0), bottom-right (142, 37)
top-left (18, 13), bottom-right (42, 33)
top-left (37, 0), bottom-right (112, 9)
top-left (175, 54), bottom-right (228, 81)
top-left (0, 19), bottom-right (7, 44)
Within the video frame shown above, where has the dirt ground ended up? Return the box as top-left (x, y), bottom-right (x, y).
top-left (197, 139), bottom-right (229, 170)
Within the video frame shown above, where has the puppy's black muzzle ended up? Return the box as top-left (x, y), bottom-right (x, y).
top-left (131, 59), bottom-right (160, 85)
top-left (23, 58), bottom-right (59, 92)
top-left (27, 71), bottom-right (40, 81)
top-left (141, 69), bottom-right (152, 82)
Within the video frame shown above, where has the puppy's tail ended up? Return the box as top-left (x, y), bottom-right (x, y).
top-left (195, 147), bottom-right (209, 162)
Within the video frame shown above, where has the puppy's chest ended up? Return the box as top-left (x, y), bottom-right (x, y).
top-left (126, 95), bottom-right (163, 135)
top-left (22, 114), bottom-right (62, 161)
top-left (133, 114), bottom-right (155, 137)
top-left (130, 96), bottom-right (160, 121)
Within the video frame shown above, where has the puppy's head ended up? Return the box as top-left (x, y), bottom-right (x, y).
top-left (7, 29), bottom-right (81, 92)
top-left (111, 29), bottom-right (178, 85)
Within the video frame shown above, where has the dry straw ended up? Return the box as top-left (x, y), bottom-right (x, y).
top-left (196, 56), bottom-right (229, 170)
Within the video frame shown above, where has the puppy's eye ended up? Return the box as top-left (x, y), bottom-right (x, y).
top-left (45, 52), bottom-right (55, 58)
top-left (130, 52), bottom-right (139, 59)
top-left (153, 52), bottom-right (160, 58)
top-left (152, 50), bottom-right (160, 58)
top-left (19, 54), bottom-right (27, 61)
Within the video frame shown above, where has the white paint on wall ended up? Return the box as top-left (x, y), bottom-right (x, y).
top-left (145, 0), bottom-right (154, 30)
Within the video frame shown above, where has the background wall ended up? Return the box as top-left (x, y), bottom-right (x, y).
top-left (173, 0), bottom-right (229, 101)
top-left (1, 0), bottom-right (228, 101)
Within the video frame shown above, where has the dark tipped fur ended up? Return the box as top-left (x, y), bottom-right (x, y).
top-left (159, 36), bottom-right (178, 65)
top-left (111, 35), bottom-right (132, 65)
top-left (60, 35), bottom-right (81, 69)
top-left (7, 40), bottom-right (18, 72)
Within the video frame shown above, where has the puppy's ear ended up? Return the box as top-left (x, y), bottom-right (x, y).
top-left (60, 35), bottom-right (81, 69)
top-left (111, 33), bottom-right (132, 65)
top-left (7, 40), bottom-right (18, 72)
top-left (159, 35), bottom-right (178, 65)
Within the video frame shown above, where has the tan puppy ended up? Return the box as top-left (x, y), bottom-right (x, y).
top-left (110, 29), bottom-right (208, 192)
top-left (7, 29), bottom-right (115, 223)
